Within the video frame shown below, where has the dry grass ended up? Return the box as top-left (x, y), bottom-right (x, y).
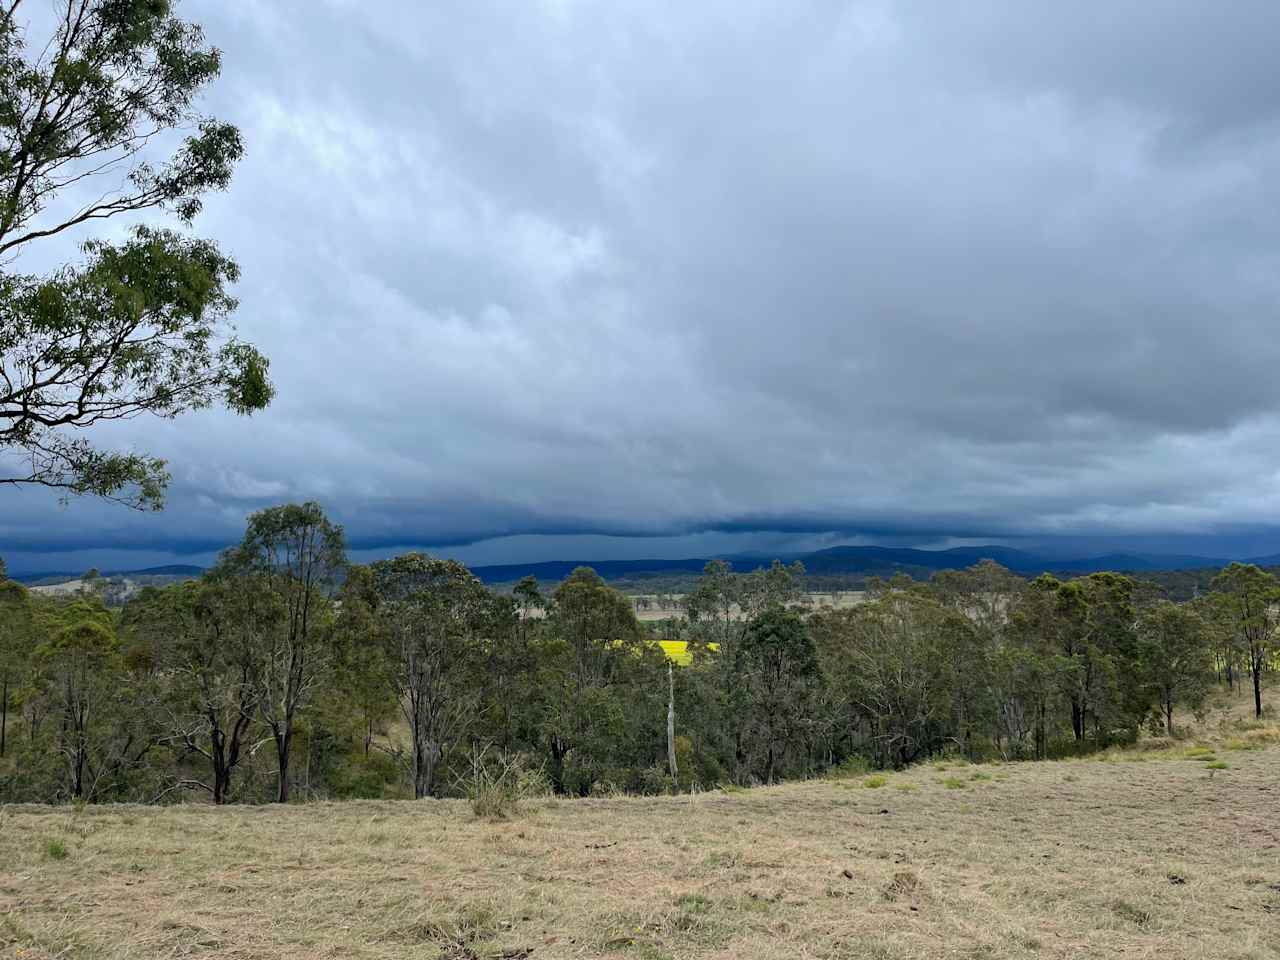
top-left (3, 697), bottom-right (1279, 959)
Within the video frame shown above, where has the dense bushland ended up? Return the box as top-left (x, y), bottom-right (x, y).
top-left (0, 504), bottom-right (1273, 804)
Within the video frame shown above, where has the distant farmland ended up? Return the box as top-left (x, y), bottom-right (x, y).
top-left (632, 590), bottom-right (867, 622)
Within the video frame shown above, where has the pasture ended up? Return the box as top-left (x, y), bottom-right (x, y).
top-left (2, 719), bottom-right (1277, 959)
top-left (633, 591), bottom-right (867, 622)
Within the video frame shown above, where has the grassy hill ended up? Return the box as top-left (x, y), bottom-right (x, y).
top-left (2, 691), bottom-right (1276, 959)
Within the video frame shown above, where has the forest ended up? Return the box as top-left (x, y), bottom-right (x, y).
top-left (1, 500), bottom-right (1274, 806)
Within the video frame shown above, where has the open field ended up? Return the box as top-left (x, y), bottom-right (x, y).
top-left (3, 719), bottom-right (1279, 960)
top-left (632, 592), bottom-right (868, 622)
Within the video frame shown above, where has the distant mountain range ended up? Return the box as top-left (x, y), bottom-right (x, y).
top-left (15, 546), bottom-right (1280, 592)
top-left (458, 544), bottom-right (1251, 584)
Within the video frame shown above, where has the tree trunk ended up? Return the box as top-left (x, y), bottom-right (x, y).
top-left (1252, 657), bottom-right (1263, 719)
top-left (423, 739), bottom-right (440, 798)
top-left (549, 737), bottom-right (567, 795)
top-left (211, 728), bottom-right (228, 805)
top-left (72, 739), bottom-right (86, 799)
top-left (1, 672), bottom-right (7, 758)
top-left (274, 724), bottom-right (292, 803)
top-left (666, 664), bottom-right (678, 787)
top-left (1070, 699), bottom-right (1084, 741)
top-left (1165, 697), bottom-right (1175, 737)
top-left (733, 727), bottom-right (747, 785)
top-left (413, 734), bottom-right (439, 800)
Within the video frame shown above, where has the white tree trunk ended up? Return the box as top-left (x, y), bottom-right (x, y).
top-left (667, 663), bottom-right (678, 784)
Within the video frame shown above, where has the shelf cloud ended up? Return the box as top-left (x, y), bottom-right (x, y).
top-left (6, 0), bottom-right (1280, 572)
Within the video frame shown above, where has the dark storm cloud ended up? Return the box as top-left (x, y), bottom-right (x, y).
top-left (6, 0), bottom-right (1280, 571)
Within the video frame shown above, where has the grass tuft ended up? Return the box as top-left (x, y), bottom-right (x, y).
top-left (1110, 899), bottom-right (1152, 927)
top-left (882, 870), bottom-right (921, 902)
top-left (43, 838), bottom-right (68, 861)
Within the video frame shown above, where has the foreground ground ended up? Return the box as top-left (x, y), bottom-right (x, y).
top-left (2, 725), bottom-right (1278, 958)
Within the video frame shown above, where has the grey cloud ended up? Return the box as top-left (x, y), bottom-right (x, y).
top-left (5, 0), bottom-right (1280, 571)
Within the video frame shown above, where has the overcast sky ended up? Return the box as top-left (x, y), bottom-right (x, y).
top-left (7, 0), bottom-right (1280, 574)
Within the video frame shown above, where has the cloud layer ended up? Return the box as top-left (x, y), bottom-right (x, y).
top-left (6, 0), bottom-right (1280, 570)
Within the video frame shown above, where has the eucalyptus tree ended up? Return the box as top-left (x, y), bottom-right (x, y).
top-left (224, 502), bottom-right (345, 802)
top-left (536, 567), bottom-right (655, 794)
top-left (0, 0), bottom-right (271, 508)
top-left (0, 572), bottom-right (34, 757)
top-left (814, 592), bottom-right (971, 768)
top-left (31, 595), bottom-right (120, 798)
top-left (1004, 581), bottom-right (1067, 759)
top-left (733, 606), bottom-right (820, 783)
top-left (930, 559), bottom-right (1024, 634)
top-left (331, 565), bottom-right (397, 760)
top-left (1211, 563), bottom-right (1280, 718)
top-left (1137, 600), bottom-right (1213, 736)
top-left (124, 576), bottom-right (281, 803)
top-left (1028, 572), bottom-right (1142, 743)
top-left (362, 553), bottom-right (490, 799)
top-left (683, 559), bottom-right (805, 778)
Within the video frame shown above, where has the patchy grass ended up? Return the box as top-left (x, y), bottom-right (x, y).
top-left (3, 748), bottom-right (1280, 959)
top-left (862, 774), bottom-right (889, 789)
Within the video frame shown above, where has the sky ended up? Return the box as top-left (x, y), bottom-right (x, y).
top-left (7, 0), bottom-right (1280, 574)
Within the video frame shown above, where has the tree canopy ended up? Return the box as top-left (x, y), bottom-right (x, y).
top-left (0, 0), bottom-right (271, 508)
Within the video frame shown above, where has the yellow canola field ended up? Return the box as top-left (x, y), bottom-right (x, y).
top-left (655, 640), bottom-right (717, 665)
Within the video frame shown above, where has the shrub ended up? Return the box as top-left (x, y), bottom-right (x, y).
top-left (629, 766), bottom-right (677, 796)
top-left (462, 749), bottom-right (544, 819)
top-left (940, 777), bottom-right (967, 790)
top-left (470, 778), bottom-right (519, 819)
top-left (329, 749), bottom-right (404, 799)
top-left (588, 779), bottom-right (624, 798)
top-left (44, 838), bottom-right (68, 861)
top-left (862, 774), bottom-right (888, 789)
top-left (829, 756), bottom-right (872, 779)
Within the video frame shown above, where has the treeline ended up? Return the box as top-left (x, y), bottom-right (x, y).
top-left (0, 503), bottom-right (1275, 805)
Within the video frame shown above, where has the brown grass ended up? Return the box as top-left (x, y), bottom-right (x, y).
top-left (3, 697), bottom-right (1278, 959)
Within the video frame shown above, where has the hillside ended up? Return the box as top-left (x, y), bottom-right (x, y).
top-left (2, 698), bottom-right (1276, 960)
